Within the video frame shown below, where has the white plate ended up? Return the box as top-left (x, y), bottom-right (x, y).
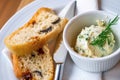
top-left (0, 0), bottom-right (71, 80)
top-left (1, 0), bottom-right (120, 80)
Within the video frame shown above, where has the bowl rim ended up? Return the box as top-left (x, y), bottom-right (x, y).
top-left (63, 10), bottom-right (120, 61)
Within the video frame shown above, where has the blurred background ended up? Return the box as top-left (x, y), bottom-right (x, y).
top-left (0, 0), bottom-right (33, 29)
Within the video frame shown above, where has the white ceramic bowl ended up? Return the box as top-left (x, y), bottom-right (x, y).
top-left (63, 10), bottom-right (120, 72)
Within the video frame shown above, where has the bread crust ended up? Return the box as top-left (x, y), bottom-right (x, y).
top-left (4, 7), bottom-right (68, 56)
top-left (12, 54), bottom-right (23, 78)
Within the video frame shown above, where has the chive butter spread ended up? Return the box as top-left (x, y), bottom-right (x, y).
top-left (75, 20), bottom-right (115, 58)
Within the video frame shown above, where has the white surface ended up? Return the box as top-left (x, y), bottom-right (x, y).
top-left (0, 0), bottom-right (120, 80)
top-left (100, 0), bottom-right (120, 15)
top-left (76, 0), bottom-right (98, 14)
top-left (63, 54), bottom-right (102, 80)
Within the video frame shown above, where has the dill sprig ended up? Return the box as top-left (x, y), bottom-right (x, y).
top-left (90, 15), bottom-right (119, 47)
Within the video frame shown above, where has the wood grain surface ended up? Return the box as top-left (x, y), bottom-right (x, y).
top-left (0, 0), bottom-right (34, 29)
top-left (17, 0), bottom-right (34, 11)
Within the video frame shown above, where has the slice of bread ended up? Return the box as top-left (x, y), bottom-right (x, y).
top-left (4, 7), bottom-right (68, 56)
top-left (12, 45), bottom-right (54, 80)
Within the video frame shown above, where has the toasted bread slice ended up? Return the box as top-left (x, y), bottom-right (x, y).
top-left (12, 45), bottom-right (54, 80)
top-left (4, 7), bottom-right (68, 56)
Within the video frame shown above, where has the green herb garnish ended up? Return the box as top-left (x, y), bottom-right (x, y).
top-left (90, 15), bottom-right (119, 47)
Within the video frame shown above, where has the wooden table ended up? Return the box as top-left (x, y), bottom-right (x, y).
top-left (0, 0), bottom-right (34, 29)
